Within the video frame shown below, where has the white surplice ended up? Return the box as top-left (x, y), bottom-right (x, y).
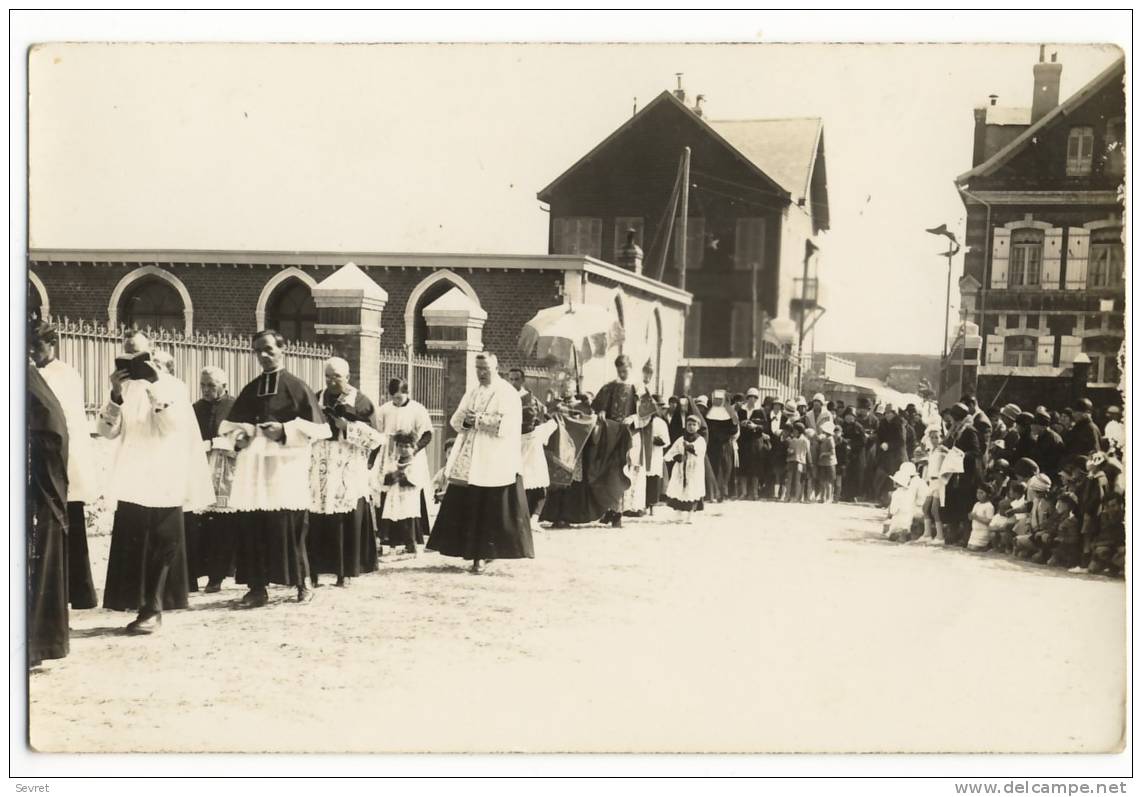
top-left (372, 398), bottom-right (434, 498)
top-left (442, 377), bottom-right (522, 488)
top-left (38, 358), bottom-right (98, 503)
top-left (96, 375), bottom-right (214, 511)
top-left (309, 388), bottom-right (386, 515)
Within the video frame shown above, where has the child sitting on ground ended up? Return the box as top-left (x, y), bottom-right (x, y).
top-left (1040, 491), bottom-right (1081, 568)
top-left (966, 486), bottom-right (995, 551)
top-left (988, 480), bottom-right (1025, 553)
top-left (1088, 491), bottom-right (1125, 577)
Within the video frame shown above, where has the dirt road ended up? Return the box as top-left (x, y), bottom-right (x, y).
top-left (28, 500), bottom-right (1126, 753)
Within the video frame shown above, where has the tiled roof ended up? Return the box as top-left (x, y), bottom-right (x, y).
top-left (706, 117), bottom-right (823, 203)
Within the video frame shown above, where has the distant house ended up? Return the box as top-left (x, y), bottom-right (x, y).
top-left (950, 51), bottom-right (1125, 410)
top-left (537, 87), bottom-right (829, 397)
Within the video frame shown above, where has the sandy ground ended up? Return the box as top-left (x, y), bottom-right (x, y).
top-left (28, 500), bottom-right (1126, 754)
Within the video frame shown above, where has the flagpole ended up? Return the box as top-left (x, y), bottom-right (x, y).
top-left (678, 147), bottom-right (691, 292)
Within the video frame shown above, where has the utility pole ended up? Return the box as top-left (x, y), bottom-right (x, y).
top-left (796, 240), bottom-right (817, 394)
top-left (678, 146), bottom-right (691, 292)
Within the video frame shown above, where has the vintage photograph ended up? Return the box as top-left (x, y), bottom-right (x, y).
top-left (18, 27), bottom-right (1128, 769)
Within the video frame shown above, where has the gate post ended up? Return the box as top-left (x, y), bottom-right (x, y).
top-left (421, 287), bottom-right (487, 418)
top-left (312, 262), bottom-right (387, 402)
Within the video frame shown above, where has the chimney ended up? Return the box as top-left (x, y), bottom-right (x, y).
top-left (617, 228), bottom-right (644, 275)
top-left (694, 94), bottom-right (705, 117)
top-left (972, 107), bottom-right (989, 167)
top-left (988, 94), bottom-right (998, 106)
top-left (673, 73), bottom-right (686, 104)
top-left (1031, 47), bottom-right (1062, 123)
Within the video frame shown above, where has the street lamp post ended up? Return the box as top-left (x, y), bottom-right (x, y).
top-left (925, 224), bottom-right (961, 399)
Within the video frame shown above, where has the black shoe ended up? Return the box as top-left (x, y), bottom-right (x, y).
top-left (240, 588), bottom-right (269, 608)
top-left (611, 515), bottom-right (623, 528)
top-left (204, 580), bottom-right (222, 594)
top-left (126, 612), bottom-right (161, 635)
top-left (297, 587), bottom-right (315, 603)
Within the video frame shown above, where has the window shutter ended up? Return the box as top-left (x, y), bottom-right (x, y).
top-left (588, 218), bottom-right (603, 260)
top-left (734, 218), bottom-right (765, 271)
top-left (985, 334), bottom-right (1004, 365)
top-left (1065, 227), bottom-right (1090, 289)
top-left (684, 301), bottom-right (702, 356)
top-left (990, 228), bottom-right (1010, 289)
top-left (552, 218), bottom-right (566, 255)
top-left (730, 302), bottom-right (754, 357)
top-left (1037, 335), bottom-right (1056, 367)
top-left (1042, 228), bottom-right (1063, 289)
top-left (1058, 335), bottom-right (1082, 365)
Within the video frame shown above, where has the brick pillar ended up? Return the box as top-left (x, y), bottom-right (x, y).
top-left (421, 287), bottom-right (487, 415)
top-left (312, 262), bottom-right (387, 402)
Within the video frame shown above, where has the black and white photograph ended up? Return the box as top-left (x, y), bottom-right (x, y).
top-left (10, 9), bottom-right (1132, 789)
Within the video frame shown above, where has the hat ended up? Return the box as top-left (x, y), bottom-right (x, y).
top-left (1088, 451), bottom-right (1107, 470)
top-left (1016, 411), bottom-right (1035, 426)
top-left (819, 420), bottom-right (835, 435)
top-left (1076, 398), bottom-right (1093, 412)
top-left (796, 396), bottom-right (808, 407)
top-left (784, 399), bottom-right (797, 413)
top-left (812, 392), bottom-right (826, 404)
top-left (746, 387), bottom-right (760, 398)
top-left (1032, 409), bottom-right (1052, 427)
top-left (912, 445), bottom-right (928, 463)
top-left (1026, 473), bottom-right (1051, 494)
top-left (891, 462), bottom-right (917, 487)
top-left (992, 458), bottom-right (1010, 472)
top-left (883, 403), bottom-right (897, 415)
top-left (615, 354), bottom-right (632, 368)
top-left (999, 403), bottom-right (1021, 422)
top-left (841, 406), bottom-right (855, 418)
top-left (685, 413), bottom-right (703, 425)
top-left (792, 421), bottom-right (805, 433)
top-left (949, 403), bottom-right (969, 421)
top-left (1107, 406), bottom-right (1122, 417)
top-left (1061, 407), bottom-right (1074, 417)
top-left (875, 402), bottom-right (887, 414)
top-left (712, 389), bottom-right (726, 400)
top-left (696, 395), bottom-right (709, 406)
top-left (857, 396), bottom-right (872, 410)
top-left (1013, 457), bottom-right (1040, 479)
top-left (991, 439), bottom-right (1006, 450)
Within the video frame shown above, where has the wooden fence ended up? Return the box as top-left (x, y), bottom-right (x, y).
top-left (52, 318), bottom-right (334, 413)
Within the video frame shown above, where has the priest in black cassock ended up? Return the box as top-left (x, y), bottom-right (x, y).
top-left (220, 330), bottom-right (331, 608)
top-left (306, 357), bottom-right (384, 587)
top-left (185, 366), bottom-right (238, 593)
top-left (27, 363), bottom-right (69, 666)
top-left (590, 355), bottom-right (639, 528)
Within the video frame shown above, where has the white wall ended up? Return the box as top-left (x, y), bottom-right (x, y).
top-left (578, 279), bottom-right (685, 396)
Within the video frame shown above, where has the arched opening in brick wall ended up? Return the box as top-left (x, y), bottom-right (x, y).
top-left (265, 278), bottom-right (317, 343)
top-left (120, 277), bottom-right (185, 334)
top-left (411, 280), bottom-right (460, 354)
top-left (404, 269), bottom-right (483, 354)
top-left (27, 273), bottom-right (48, 324)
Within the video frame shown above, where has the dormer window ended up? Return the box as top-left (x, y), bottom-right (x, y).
top-left (1066, 126), bottom-right (1094, 176)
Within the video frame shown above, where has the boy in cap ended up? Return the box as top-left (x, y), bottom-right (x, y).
top-left (1066, 398), bottom-right (1101, 459)
top-left (816, 420), bottom-right (838, 503)
top-left (1030, 409), bottom-right (1066, 482)
top-left (783, 422), bottom-right (810, 503)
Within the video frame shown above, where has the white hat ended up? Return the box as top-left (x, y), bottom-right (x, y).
top-left (819, 420), bottom-right (835, 435)
top-left (712, 389), bottom-right (726, 400)
top-left (696, 395), bottom-right (709, 406)
top-left (812, 393), bottom-right (826, 404)
top-left (746, 387), bottom-right (760, 398)
top-left (891, 461), bottom-right (917, 487)
top-left (795, 395), bottom-right (808, 407)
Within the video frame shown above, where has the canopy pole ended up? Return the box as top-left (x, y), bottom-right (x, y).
top-left (678, 147), bottom-right (691, 292)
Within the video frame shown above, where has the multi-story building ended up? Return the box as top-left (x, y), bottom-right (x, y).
top-left (537, 86), bottom-right (829, 397)
top-left (948, 50), bottom-right (1125, 410)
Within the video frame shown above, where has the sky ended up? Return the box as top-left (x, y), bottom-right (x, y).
top-left (28, 41), bottom-right (1122, 354)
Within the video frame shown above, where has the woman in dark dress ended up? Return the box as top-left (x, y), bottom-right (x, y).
top-left (939, 402), bottom-right (982, 547)
top-left (703, 389), bottom-right (739, 503)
